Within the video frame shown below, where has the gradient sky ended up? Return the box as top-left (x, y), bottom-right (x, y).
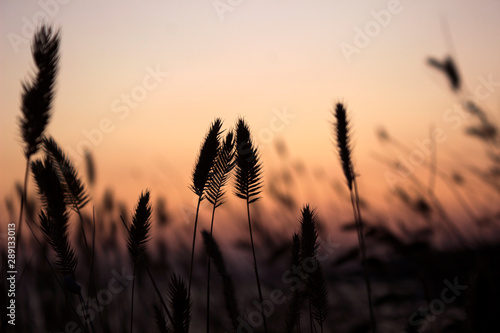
top-left (1, 0), bottom-right (500, 226)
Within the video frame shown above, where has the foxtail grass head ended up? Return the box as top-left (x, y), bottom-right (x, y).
top-left (127, 191), bottom-right (152, 263)
top-left (19, 25), bottom-right (60, 158)
top-left (191, 118), bottom-right (222, 198)
top-left (333, 103), bottom-right (354, 190)
top-left (234, 118), bottom-right (263, 203)
top-left (206, 130), bottom-right (235, 207)
top-left (299, 205), bottom-right (328, 329)
top-left (32, 157), bottom-right (78, 278)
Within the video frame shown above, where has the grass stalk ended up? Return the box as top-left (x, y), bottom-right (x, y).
top-left (333, 103), bottom-right (376, 332)
top-left (202, 231), bottom-right (240, 332)
top-left (206, 205), bottom-right (216, 333)
top-left (205, 130), bottom-right (234, 332)
top-left (188, 198), bottom-right (202, 295)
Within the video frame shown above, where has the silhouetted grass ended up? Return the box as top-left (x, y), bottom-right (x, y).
top-left (16, 24), bottom-right (59, 252)
top-left (202, 230), bottom-right (240, 332)
top-left (205, 129), bottom-right (235, 332)
top-left (234, 117), bottom-right (267, 333)
top-left (189, 118), bottom-right (222, 296)
top-left (32, 156), bottom-right (94, 333)
top-left (334, 102), bottom-right (376, 332)
top-left (127, 191), bottom-right (152, 333)
top-left (43, 136), bottom-right (90, 250)
top-left (7, 23), bottom-right (500, 333)
top-left (168, 274), bottom-right (191, 333)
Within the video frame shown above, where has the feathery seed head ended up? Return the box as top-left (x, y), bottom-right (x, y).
top-left (334, 103), bottom-right (354, 190)
top-left (153, 303), bottom-right (170, 333)
top-left (427, 56), bottom-right (460, 91)
top-left (234, 118), bottom-right (263, 203)
top-left (127, 190), bottom-right (152, 263)
top-left (300, 204), bottom-right (318, 261)
top-left (19, 25), bottom-right (60, 158)
top-left (168, 274), bottom-right (191, 333)
top-left (43, 136), bottom-right (90, 211)
top-left (202, 230), bottom-right (240, 331)
top-left (191, 118), bottom-right (222, 197)
top-left (206, 129), bottom-right (235, 207)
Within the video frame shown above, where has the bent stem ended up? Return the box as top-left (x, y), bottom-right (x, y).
top-left (206, 204), bottom-right (217, 333)
top-left (188, 198), bottom-right (202, 296)
top-left (246, 200), bottom-right (267, 333)
top-left (351, 178), bottom-right (376, 333)
top-left (76, 209), bottom-right (89, 253)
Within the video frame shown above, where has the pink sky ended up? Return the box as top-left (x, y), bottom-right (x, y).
top-left (1, 0), bottom-right (500, 229)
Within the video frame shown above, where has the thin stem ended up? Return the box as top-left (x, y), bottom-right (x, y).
top-left (86, 207), bottom-right (106, 330)
top-left (427, 190), bottom-right (469, 248)
top-left (130, 263), bottom-right (137, 333)
top-left (86, 207), bottom-right (96, 301)
top-left (144, 264), bottom-right (174, 323)
top-left (24, 217), bottom-right (87, 331)
top-left (246, 200), bottom-right (267, 333)
top-left (351, 179), bottom-right (376, 333)
top-left (206, 204), bottom-right (217, 333)
top-left (15, 158), bottom-right (31, 253)
top-left (188, 198), bottom-right (202, 296)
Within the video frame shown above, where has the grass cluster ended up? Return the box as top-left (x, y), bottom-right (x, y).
top-left (2, 24), bottom-right (500, 333)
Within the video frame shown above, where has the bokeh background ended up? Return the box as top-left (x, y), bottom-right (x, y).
top-left (2, 0), bottom-right (500, 230)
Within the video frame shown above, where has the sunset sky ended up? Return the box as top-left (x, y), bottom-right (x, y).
top-left (1, 0), bottom-right (500, 227)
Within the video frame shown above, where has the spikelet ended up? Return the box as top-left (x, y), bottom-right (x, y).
top-left (168, 275), bottom-right (191, 333)
top-left (127, 191), bottom-right (152, 264)
top-left (234, 118), bottom-right (263, 203)
top-left (333, 103), bottom-right (354, 190)
top-left (19, 25), bottom-right (59, 158)
top-left (206, 130), bottom-right (235, 207)
top-left (43, 136), bottom-right (90, 211)
top-left (191, 119), bottom-right (222, 197)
